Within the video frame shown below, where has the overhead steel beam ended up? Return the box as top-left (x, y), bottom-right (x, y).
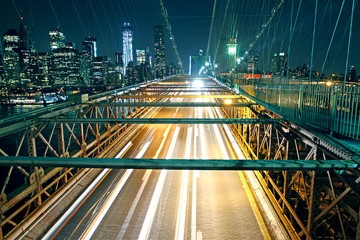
top-left (136, 90), bottom-right (230, 92)
top-left (0, 156), bottom-right (358, 171)
top-left (91, 102), bottom-right (254, 107)
top-left (39, 118), bottom-right (283, 125)
top-left (114, 95), bottom-right (243, 99)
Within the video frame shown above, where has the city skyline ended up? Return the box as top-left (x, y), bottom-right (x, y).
top-left (0, 1), bottom-right (359, 75)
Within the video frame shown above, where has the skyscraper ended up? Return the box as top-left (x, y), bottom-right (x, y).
top-left (246, 52), bottom-right (259, 74)
top-left (136, 49), bottom-right (146, 65)
top-left (154, 25), bottom-right (165, 78)
top-left (272, 52), bottom-right (287, 75)
top-left (122, 23), bottom-right (133, 75)
top-left (49, 30), bottom-right (65, 51)
top-left (84, 35), bottom-right (97, 57)
top-left (19, 21), bottom-right (30, 50)
top-left (2, 29), bottom-right (20, 85)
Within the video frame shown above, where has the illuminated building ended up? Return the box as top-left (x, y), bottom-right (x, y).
top-left (84, 35), bottom-right (97, 57)
top-left (272, 52), bottom-right (287, 75)
top-left (91, 56), bottom-right (109, 89)
top-left (122, 23), bottom-right (133, 75)
top-left (2, 29), bottom-right (20, 85)
top-left (154, 25), bottom-right (165, 78)
top-left (246, 52), bottom-right (259, 74)
top-left (136, 49), bottom-right (146, 65)
top-left (49, 30), bottom-right (66, 51)
top-left (50, 47), bottom-right (80, 87)
top-left (80, 41), bottom-right (92, 86)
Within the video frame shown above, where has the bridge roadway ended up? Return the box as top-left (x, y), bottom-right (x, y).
top-left (50, 87), bottom-right (270, 238)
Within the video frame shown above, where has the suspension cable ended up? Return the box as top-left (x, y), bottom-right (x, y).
top-left (309, 0), bottom-right (318, 85)
top-left (160, 0), bottom-right (184, 73)
top-left (343, 0), bottom-right (356, 88)
top-left (206, 0), bottom-right (218, 62)
top-left (317, 0), bottom-right (345, 83)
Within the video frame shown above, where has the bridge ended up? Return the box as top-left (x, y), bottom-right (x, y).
top-left (1, 0), bottom-right (360, 239)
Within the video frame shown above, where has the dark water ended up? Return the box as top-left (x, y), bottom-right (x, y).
top-left (0, 104), bottom-right (43, 119)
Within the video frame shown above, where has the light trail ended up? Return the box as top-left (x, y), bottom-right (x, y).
top-left (175, 170), bottom-right (189, 240)
top-left (191, 171), bottom-right (199, 240)
top-left (116, 169), bottom-right (152, 240)
top-left (138, 127), bottom-right (180, 240)
top-left (80, 141), bottom-right (151, 240)
top-left (175, 126), bottom-right (192, 240)
top-left (207, 106), bottom-right (229, 159)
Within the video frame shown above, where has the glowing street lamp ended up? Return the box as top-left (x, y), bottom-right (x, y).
top-left (224, 99), bottom-right (233, 105)
top-left (227, 44), bottom-right (237, 56)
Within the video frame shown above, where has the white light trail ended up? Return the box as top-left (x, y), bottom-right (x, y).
top-left (191, 170), bottom-right (199, 240)
top-left (80, 141), bottom-right (151, 240)
top-left (138, 127), bottom-right (180, 240)
top-left (175, 170), bottom-right (189, 240)
top-left (207, 107), bottom-right (229, 159)
top-left (115, 141), bottom-right (133, 158)
top-left (116, 170), bottom-right (152, 240)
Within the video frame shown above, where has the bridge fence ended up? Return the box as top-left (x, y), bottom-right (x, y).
top-left (234, 78), bottom-right (360, 140)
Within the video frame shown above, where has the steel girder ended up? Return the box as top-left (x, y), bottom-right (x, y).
top-left (219, 100), bottom-right (360, 239)
top-left (0, 83), bottom-right (164, 238)
top-left (0, 156), bottom-right (357, 171)
top-left (91, 102), bottom-right (253, 108)
top-left (38, 117), bottom-right (283, 125)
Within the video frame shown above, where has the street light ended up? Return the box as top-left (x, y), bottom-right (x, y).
top-left (227, 44), bottom-right (237, 56)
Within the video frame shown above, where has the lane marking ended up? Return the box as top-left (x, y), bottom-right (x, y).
top-left (44, 169), bottom-right (112, 240)
top-left (154, 124), bottom-right (172, 159)
top-left (238, 172), bottom-right (272, 240)
top-left (80, 169), bottom-right (133, 240)
top-left (138, 127), bottom-right (180, 240)
top-left (191, 171), bottom-right (198, 240)
top-left (175, 170), bottom-right (189, 240)
top-left (175, 126), bottom-right (192, 240)
top-left (115, 141), bottom-right (133, 158)
top-left (207, 107), bottom-right (229, 159)
top-left (116, 170), bottom-right (152, 240)
top-left (80, 141), bottom-right (151, 240)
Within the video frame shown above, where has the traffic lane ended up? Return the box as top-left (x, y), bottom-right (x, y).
top-left (90, 105), bottom-right (186, 239)
top-left (197, 171), bottom-right (263, 239)
top-left (56, 106), bottom-right (175, 238)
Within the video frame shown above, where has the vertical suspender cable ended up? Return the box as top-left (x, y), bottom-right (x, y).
top-left (159, 0), bottom-right (184, 74)
top-left (206, 0), bottom-right (217, 61)
top-left (317, 0), bottom-right (345, 84)
top-left (343, 0), bottom-right (356, 88)
top-left (309, 0), bottom-right (318, 85)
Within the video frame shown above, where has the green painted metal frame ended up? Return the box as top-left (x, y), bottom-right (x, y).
top-left (114, 94), bottom-right (243, 99)
top-left (0, 156), bottom-right (357, 170)
top-left (91, 102), bottom-right (253, 107)
top-left (39, 118), bottom-right (283, 125)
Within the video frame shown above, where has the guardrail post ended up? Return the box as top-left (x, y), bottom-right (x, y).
top-left (298, 84), bottom-right (304, 119)
top-left (330, 85), bottom-right (338, 135)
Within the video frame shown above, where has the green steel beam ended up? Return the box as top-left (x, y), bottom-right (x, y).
top-left (136, 90), bottom-right (230, 92)
top-left (39, 118), bottom-right (283, 125)
top-left (92, 102), bottom-right (253, 107)
top-left (0, 156), bottom-right (358, 171)
top-left (114, 95), bottom-right (243, 99)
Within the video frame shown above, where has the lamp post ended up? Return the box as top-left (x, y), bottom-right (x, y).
top-left (227, 41), bottom-right (237, 88)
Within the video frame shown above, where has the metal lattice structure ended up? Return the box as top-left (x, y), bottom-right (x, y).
top-left (0, 76), bottom-right (359, 239)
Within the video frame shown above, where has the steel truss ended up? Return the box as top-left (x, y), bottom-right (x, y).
top-left (219, 100), bottom-right (360, 239)
top-left (0, 83), bottom-right (167, 238)
top-left (0, 78), bottom-right (359, 239)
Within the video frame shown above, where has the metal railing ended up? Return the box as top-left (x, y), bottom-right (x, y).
top-left (234, 77), bottom-right (360, 140)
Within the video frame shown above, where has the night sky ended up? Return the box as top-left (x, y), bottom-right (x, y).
top-left (0, 0), bottom-right (359, 74)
